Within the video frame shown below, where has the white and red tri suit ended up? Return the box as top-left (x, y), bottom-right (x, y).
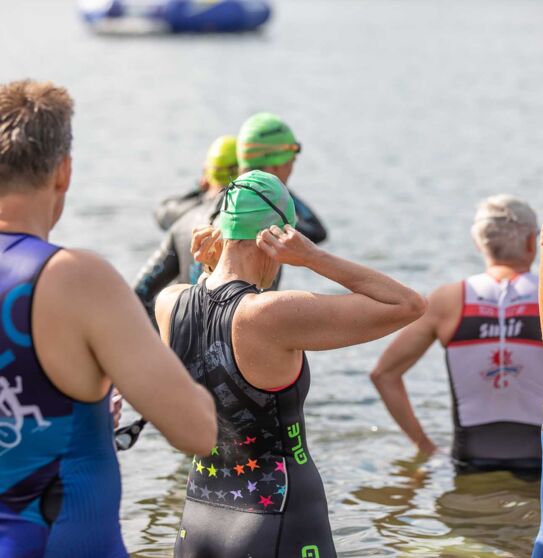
top-left (445, 272), bottom-right (543, 469)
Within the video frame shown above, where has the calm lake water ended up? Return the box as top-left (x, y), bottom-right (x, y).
top-left (2, 0), bottom-right (543, 556)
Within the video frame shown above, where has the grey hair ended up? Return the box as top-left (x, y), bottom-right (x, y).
top-left (471, 194), bottom-right (538, 261)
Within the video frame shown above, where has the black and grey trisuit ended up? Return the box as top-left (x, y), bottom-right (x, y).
top-left (169, 280), bottom-right (336, 558)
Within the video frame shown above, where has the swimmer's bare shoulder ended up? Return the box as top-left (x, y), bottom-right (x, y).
top-left (155, 283), bottom-right (192, 344)
top-left (425, 281), bottom-right (463, 346)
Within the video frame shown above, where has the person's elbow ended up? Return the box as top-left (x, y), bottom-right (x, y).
top-left (401, 291), bottom-right (427, 324)
top-left (370, 366), bottom-right (386, 390)
top-left (370, 364), bottom-right (397, 393)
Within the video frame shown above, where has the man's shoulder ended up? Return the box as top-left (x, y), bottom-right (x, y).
top-left (428, 281), bottom-right (463, 318)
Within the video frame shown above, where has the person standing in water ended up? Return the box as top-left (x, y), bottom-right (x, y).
top-left (371, 195), bottom-right (543, 471)
top-left (236, 112), bottom-right (327, 244)
top-left (0, 79), bottom-right (216, 558)
top-left (155, 170), bottom-right (426, 557)
top-left (136, 117), bottom-right (328, 320)
top-left (531, 224), bottom-right (543, 558)
top-left (134, 135), bottom-right (238, 319)
top-left (152, 135), bottom-right (239, 232)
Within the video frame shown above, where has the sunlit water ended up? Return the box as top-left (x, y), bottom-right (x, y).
top-left (2, 0), bottom-right (543, 556)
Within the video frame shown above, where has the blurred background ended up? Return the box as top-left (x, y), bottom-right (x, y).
top-left (2, 0), bottom-right (543, 556)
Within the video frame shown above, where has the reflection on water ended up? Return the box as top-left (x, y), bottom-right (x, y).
top-left (129, 464), bottom-right (188, 558)
top-left (352, 455), bottom-right (539, 557)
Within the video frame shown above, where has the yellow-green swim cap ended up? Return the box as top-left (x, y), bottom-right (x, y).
top-left (204, 135), bottom-right (238, 187)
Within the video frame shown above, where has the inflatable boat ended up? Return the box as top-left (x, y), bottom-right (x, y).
top-left (79, 0), bottom-right (271, 33)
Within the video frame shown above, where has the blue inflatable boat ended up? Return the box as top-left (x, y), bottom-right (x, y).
top-left (79, 0), bottom-right (271, 33)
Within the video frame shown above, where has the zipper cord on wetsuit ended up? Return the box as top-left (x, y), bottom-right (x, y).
top-left (497, 279), bottom-right (511, 376)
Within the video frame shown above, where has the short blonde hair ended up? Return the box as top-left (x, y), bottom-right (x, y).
top-left (0, 79), bottom-right (74, 189)
top-left (471, 194), bottom-right (538, 261)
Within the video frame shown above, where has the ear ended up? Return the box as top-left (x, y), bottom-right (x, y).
top-left (54, 156), bottom-right (72, 194)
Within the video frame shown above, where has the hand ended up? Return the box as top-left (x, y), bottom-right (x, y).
top-left (191, 226), bottom-right (223, 269)
top-left (416, 436), bottom-right (438, 457)
top-left (256, 225), bottom-right (319, 267)
top-left (110, 388), bottom-right (123, 429)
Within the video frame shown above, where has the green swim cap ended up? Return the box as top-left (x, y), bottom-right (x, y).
top-left (219, 170), bottom-right (297, 240)
top-left (237, 113), bottom-right (301, 170)
top-left (204, 135), bottom-right (238, 187)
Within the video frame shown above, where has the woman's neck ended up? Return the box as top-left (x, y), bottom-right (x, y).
top-left (206, 243), bottom-right (263, 289)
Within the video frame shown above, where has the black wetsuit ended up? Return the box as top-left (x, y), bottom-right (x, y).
top-left (169, 280), bottom-right (336, 558)
top-left (134, 188), bottom-right (327, 320)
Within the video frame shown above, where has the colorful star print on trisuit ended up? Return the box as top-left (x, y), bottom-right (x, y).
top-left (188, 438), bottom-right (287, 512)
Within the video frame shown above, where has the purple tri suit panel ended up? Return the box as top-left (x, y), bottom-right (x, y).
top-left (0, 232), bottom-right (128, 558)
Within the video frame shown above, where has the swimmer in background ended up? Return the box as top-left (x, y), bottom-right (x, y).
top-left (235, 112), bottom-right (327, 245)
top-left (156, 114), bottom-right (328, 244)
top-left (155, 170), bottom-right (426, 557)
top-left (0, 79), bottom-right (216, 558)
top-left (134, 136), bottom-right (238, 319)
top-left (530, 223), bottom-right (543, 558)
top-left (371, 194), bottom-right (543, 472)
top-left (135, 118), bottom-right (328, 321)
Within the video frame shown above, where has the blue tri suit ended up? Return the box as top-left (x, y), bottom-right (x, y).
top-left (0, 232), bottom-right (128, 558)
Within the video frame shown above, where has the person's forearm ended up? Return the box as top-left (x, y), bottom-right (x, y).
top-left (306, 249), bottom-right (423, 308)
top-left (372, 373), bottom-right (432, 450)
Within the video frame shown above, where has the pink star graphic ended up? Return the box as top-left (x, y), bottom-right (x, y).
top-left (274, 461), bottom-right (285, 473)
top-left (259, 495), bottom-right (273, 508)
